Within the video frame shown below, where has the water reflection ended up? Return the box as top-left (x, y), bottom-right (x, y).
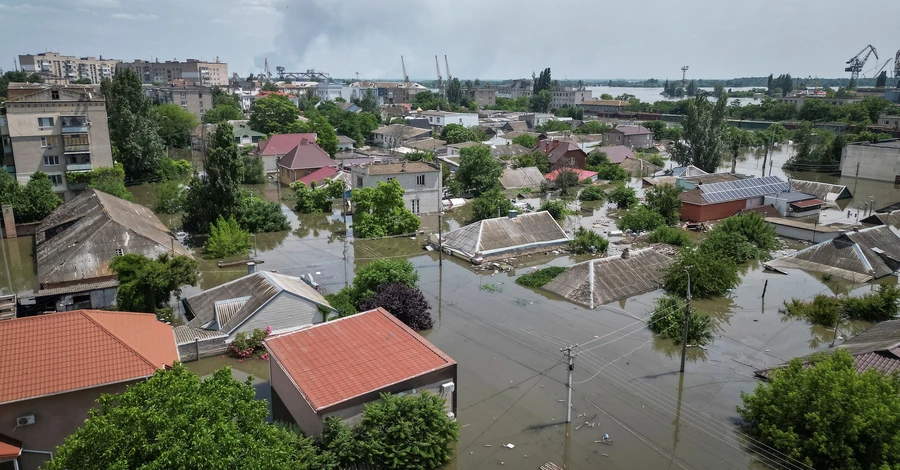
top-left (0, 236), bottom-right (36, 295)
top-left (651, 334), bottom-right (709, 363)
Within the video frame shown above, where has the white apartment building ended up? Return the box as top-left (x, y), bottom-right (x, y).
top-left (550, 88), bottom-right (592, 109)
top-left (418, 111), bottom-right (478, 131)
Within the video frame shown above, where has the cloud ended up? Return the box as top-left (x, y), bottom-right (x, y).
top-left (77, 0), bottom-right (119, 7)
top-left (0, 3), bottom-right (61, 12)
top-left (110, 12), bottom-right (158, 20)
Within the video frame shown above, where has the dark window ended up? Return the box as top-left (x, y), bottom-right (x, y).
top-left (51, 90), bottom-right (60, 100)
top-left (356, 176), bottom-right (363, 187)
top-left (416, 175), bottom-right (425, 185)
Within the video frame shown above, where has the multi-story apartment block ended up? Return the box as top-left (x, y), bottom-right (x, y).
top-left (550, 88), bottom-right (592, 109)
top-left (144, 85), bottom-right (212, 121)
top-left (497, 79), bottom-right (533, 100)
top-left (18, 52), bottom-right (119, 85)
top-left (117, 58), bottom-right (228, 86)
top-left (468, 88), bottom-right (497, 108)
top-left (2, 84), bottom-right (113, 198)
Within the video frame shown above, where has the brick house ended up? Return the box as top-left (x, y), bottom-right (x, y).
top-left (265, 308), bottom-right (457, 437)
top-left (679, 176), bottom-right (790, 222)
top-left (603, 125), bottom-right (654, 149)
top-left (253, 133), bottom-right (318, 173)
top-left (537, 139), bottom-right (587, 171)
top-left (0, 311), bottom-right (179, 470)
top-left (351, 161), bottom-right (441, 214)
top-left (277, 138), bottom-right (336, 185)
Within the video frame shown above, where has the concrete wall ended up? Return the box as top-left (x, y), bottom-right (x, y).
top-left (177, 337), bottom-right (229, 362)
top-left (0, 381), bottom-right (137, 470)
top-left (770, 223), bottom-right (842, 243)
top-left (840, 142), bottom-right (900, 182)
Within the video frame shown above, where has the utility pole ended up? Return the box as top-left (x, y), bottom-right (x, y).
top-left (343, 187), bottom-right (349, 288)
top-left (438, 162), bottom-right (443, 266)
top-left (680, 267), bottom-right (692, 373)
top-left (562, 345), bottom-right (578, 423)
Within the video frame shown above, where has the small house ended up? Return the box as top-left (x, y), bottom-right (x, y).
top-left (276, 138), bottom-right (335, 185)
top-left (433, 211), bottom-right (569, 263)
top-left (336, 135), bottom-right (356, 152)
top-left (602, 125), bottom-right (653, 149)
top-left (232, 124), bottom-right (266, 147)
top-left (499, 167), bottom-right (546, 190)
top-left (351, 162), bottom-right (441, 214)
top-left (763, 191), bottom-right (824, 218)
top-left (537, 140), bottom-right (587, 171)
top-left (678, 176), bottom-right (790, 222)
top-left (266, 308), bottom-right (457, 437)
top-left (254, 133), bottom-right (318, 173)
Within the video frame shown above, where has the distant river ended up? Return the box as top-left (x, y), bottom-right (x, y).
top-left (586, 86), bottom-right (762, 106)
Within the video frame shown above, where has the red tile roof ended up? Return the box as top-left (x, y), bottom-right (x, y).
top-left (278, 140), bottom-right (334, 170)
top-left (0, 310), bottom-right (179, 405)
top-left (544, 169), bottom-right (598, 181)
top-left (255, 133), bottom-right (318, 156)
top-left (298, 166), bottom-right (339, 186)
top-left (790, 198), bottom-right (825, 208)
top-left (265, 308), bottom-right (455, 411)
top-left (0, 434), bottom-right (22, 461)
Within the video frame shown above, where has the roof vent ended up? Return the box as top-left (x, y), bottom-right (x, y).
top-left (508, 210), bottom-right (517, 219)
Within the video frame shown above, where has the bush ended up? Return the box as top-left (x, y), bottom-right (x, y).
top-left (570, 227), bottom-right (609, 254)
top-left (648, 226), bottom-right (693, 246)
top-left (86, 164), bottom-right (135, 202)
top-left (648, 295), bottom-right (713, 345)
top-left (781, 284), bottom-right (900, 326)
top-left (539, 200), bottom-right (567, 220)
top-left (643, 183), bottom-right (682, 225)
top-left (699, 229), bottom-right (764, 263)
top-left (593, 163), bottom-right (629, 181)
top-left (234, 191), bottom-right (290, 233)
top-left (512, 134), bottom-right (537, 149)
top-left (616, 205), bottom-right (666, 232)
top-left (578, 185), bottom-right (607, 202)
top-left (644, 153), bottom-right (666, 167)
top-left (291, 180), bottom-right (343, 214)
top-left (159, 157), bottom-right (192, 181)
top-left (664, 247), bottom-right (740, 298)
top-left (204, 215), bottom-right (251, 258)
top-left (608, 185), bottom-right (638, 209)
top-left (359, 283), bottom-right (433, 331)
top-left (710, 212), bottom-right (778, 254)
top-left (325, 290), bottom-right (357, 318)
top-left (471, 187), bottom-right (516, 222)
top-left (229, 327), bottom-right (272, 360)
top-left (349, 259), bottom-right (419, 306)
top-left (516, 267), bottom-right (566, 288)
top-left (154, 180), bottom-right (185, 214)
top-left (780, 295), bottom-right (842, 327)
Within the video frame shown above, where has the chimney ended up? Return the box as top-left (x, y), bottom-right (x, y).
top-left (621, 247), bottom-right (630, 259)
top-left (508, 210), bottom-right (517, 219)
top-left (247, 262), bottom-right (256, 274)
top-left (552, 139), bottom-right (560, 150)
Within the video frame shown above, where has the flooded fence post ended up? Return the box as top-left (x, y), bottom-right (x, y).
top-left (762, 279), bottom-right (768, 298)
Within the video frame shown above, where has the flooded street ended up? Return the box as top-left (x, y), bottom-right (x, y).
top-left (3, 169), bottom-right (898, 469)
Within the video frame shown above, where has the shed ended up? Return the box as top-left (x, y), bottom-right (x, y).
top-left (499, 167), bottom-right (546, 189)
top-left (789, 179), bottom-right (852, 202)
top-left (433, 211), bottom-right (569, 262)
top-left (765, 225), bottom-right (900, 282)
top-left (543, 249), bottom-right (673, 308)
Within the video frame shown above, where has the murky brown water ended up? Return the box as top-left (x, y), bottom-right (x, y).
top-left (4, 172), bottom-right (898, 469)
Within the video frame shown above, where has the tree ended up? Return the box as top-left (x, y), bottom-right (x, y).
top-left (154, 180), bottom-right (184, 214)
top-left (203, 104), bottom-right (245, 124)
top-left (322, 392), bottom-right (459, 470)
top-left (671, 94), bottom-right (728, 172)
top-left (648, 226), bottom-right (693, 247)
top-left (536, 120), bottom-right (572, 133)
top-left (440, 123), bottom-right (479, 144)
top-left (48, 364), bottom-right (326, 470)
top-left (529, 90), bottom-right (552, 113)
top-left (359, 283), bottom-right (433, 331)
top-left (348, 259), bottom-right (419, 306)
top-left (446, 78), bottom-right (462, 105)
top-left (574, 120), bottom-right (611, 135)
top-left (708, 212), bottom-right (778, 256)
top-left (183, 123), bottom-right (242, 234)
top-left (248, 94), bottom-right (301, 135)
top-left (512, 134), bottom-right (537, 149)
top-left (593, 162), bottom-right (629, 181)
top-left (738, 350), bottom-right (900, 470)
top-left (240, 153), bottom-right (266, 184)
top-left (291, 179), bottom-right (343, 213)
top-left (648, 295), bottom-right (712, 344)
top-left (234, 191), bottom-right (290, 233)
top-left (353, 88), bottom-right (380, 114)
top-left (261, 81), bottom-right (279, 92)
top-left (103, 69), bottom-right (165, 182)
top-left (109, 253), bottom-right (198, 319)
top-left (616, 205), bottom-right (667, 232)
top-left (570, 227), bottom-right (609, 254)
top-left (686, 79), bottom-right (697, 97)
top-left (539, 199), bottom-right (567, 220)
top-left (455, 145), bottom-right (503, 196)
top-left (578, 185), bottom-right (606, 202)
top-left (0, 171), bottom-right (61, 223)
top-left (514, 152), bottom-right (550, 173)
top-left (87, 163), bottom-right (135, 202)
top-left (608, 185), bottom-right (638, 209)
top-left (533, 68), bottom-right (552, 93)
top-left (154, 103), bottom-right (199, 148)
top-left (212, 87), bottom-right (241, 108)
top-left (72, 78), bottom-right (93, 85)
top-left (664, 248), bottom-right (740, 298)
top-left (299, 113), bottom-right (339, 156)
top-left (205, 215), bottom-right (252, 258)
top-left (471, 187), bottom-right (516, 221)
top-left (553, 169), bottom-right (580, 196)
top-left (643, 183), bottom-right (682, 225)
top-left (351, 180), bottom-right (420, 239)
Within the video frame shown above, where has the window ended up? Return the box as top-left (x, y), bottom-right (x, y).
top-left (386, 177), bottom-right (395, 182)
top-left (51, 90), bottom-right (60, 100)
top-left (180, 92), bottom-right (186, 98)
top-left (49, 174), bottom-right (63, 186)
top-left (356, 176), bottom-right (363, 187)
top-left (181, 101), bottom-right (188, 107)
top-left (44, 155), bottom-right (59, 166)
top-left (410, 199), bottom-right (420, 213)
top-left (115, 248), bottom-right (124, 256)
top-left (199, 101), bottom-right (204, 108)
top-left (198, 92), bottom-right (203, 98)
top-left (40, 136), bottom-right (58, 148)
top-left (38, 117), bottom-right (54, 127)
top-left (416, 175), bottom-right (425, 185)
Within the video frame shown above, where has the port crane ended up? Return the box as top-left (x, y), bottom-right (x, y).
top-left (895, 50), bottom-right (900, 78)
top-left (401, 55), bottom-right (410, 86)
top-left (845, 45), bottom-right (878, 82)
top-left (445, 55), bottom-right (452, 82)
top-left (434, 55), bottom-right (443, 96)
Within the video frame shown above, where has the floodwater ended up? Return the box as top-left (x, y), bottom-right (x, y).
top-left (5, 174), bottom-right (899, 469)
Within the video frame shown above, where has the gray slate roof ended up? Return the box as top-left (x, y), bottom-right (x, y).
top-left (790, 179), bottom-right (852, 202)
top-left (861, 210), bottom-right (900, 227)
top-left (36, 190), bottom-right (191, 287)
top-left (765, 225), bottom-right (900, 282)
top-left (439, 211), bottom-right (568, 259)
top-left (499, 167), bottom-right (546, 189)
top-left (184, 271), bottom-right (331, 334)
top-left (543, 249), bottom-right (673, 308)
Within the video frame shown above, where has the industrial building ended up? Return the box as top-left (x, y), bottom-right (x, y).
top-left (840, 139), bottom-right (900, 183)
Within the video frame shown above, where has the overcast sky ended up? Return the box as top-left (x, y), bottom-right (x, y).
top-left (2, 0), bottom-right (899, 81)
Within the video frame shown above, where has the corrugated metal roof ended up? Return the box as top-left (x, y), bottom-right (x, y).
top-left (861, 210), bottom-right (900, 227)
top-left (215, 296), bottom-right (250, 329)
top-left (172, 325), bottom-right (228, 345)
top-left (790, 179), bottom-right (852, 202)
top-left (543, 249), bottom-right (673, 308)
top-left (35, 279), bottom-right (119, 297)
top-left (499, 167), bottom-right (546, 189)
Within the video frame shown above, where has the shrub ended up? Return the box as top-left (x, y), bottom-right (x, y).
top-left (593, 163), bottom-right (629, 181)
top-left (204, 215), bottom-right (251, 258)
top-left (644, 153), bottom-right (666, 167)
top-left (644, 183), bottom-right (682, 225)
top-left (608, 185), bottom-right (638, 209)
top-left (699, 229), bottom-right (764, 263)
top-left (616, 205), bottom-right (666, 233)
top-left (648, 295), bottom-right (713, 345)
top-left (516, 267), bottom-right (566, 288)
top-left (291, 180), bottom-right (342, 214)
top-left (664, 247), bottom-right (740, 298)
top-left (579, 185), bottom-right (607, 202)
top-left (539, 200), bottom-right (567, 220)
top-left (710, 212), bottom-right (778, 254)
top-left (154, 180), bottom-right (185, 214)
top-left (87, 164), bottom-right (135, 202)
top-left (325, 290), bottom-right (357, 318)
top-left (359, 283), bottom-right (433, 331)
top-left (570, 227), bottom-right (609, 254)
top-left (512, 134), bottom-right (537, 149)
top-left (780, 295), bottom-right (842, 327)
top-left (234, 191), bottom-right (290, 233)
top-left (229, 326), bottom-right (272, 359)
top-left (158, 157), bottom-right (192, 181)
top-left (841, 284), bottom-right (900, 322)
top-left (471, 187), bottom-right (516, 222)
top-left (349, 259), bottom-right (419, 306)
top-left (648, 226), bottom-right (693, 246)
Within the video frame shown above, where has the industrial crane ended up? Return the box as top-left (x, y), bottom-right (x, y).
top-left (445, 55), bottom-right (452, 81)
top-left (434, 55), bottom-right (443, 95)
top-left (845, 45), bottom-right (878, 82)
top-left (895, 50), bottom-right (900, 78)
top-left (401, 56), bottom-right (409, 86)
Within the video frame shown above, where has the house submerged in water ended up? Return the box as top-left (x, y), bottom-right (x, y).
top-left (431, 211), bottom-right (569, 264)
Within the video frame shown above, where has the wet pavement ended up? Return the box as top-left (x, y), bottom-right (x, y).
top-left (2, 155), bottom-right (899, 469)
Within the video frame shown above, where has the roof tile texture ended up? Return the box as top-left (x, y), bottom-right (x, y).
top-left (0, 310), bottom-right (178, 404)
top-left (265, 308), bottom-right (454, 411)
top-left (256, 133), bottom-right (318, 156)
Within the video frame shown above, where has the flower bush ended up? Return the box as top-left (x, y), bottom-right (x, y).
top-left (229, 326), bottom-right (272, 360)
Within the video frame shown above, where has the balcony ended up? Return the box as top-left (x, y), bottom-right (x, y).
top-left (64, 144), bottom-right (90, 153)
top-left (61, 117), bottom-right (89, 134)
top-left (66, 162), bottom-right (93, 172)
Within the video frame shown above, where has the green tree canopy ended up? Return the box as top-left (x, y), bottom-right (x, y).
top-left (109, 253), bottom-right (198, 320)
top-left (616, 205), bottom-right (667, 232)
top-left (352, 88), bottom-right (380, 114)
top-left (608, 185), bottom-right (638, 209)
top-left (202, 104), bottom-right (245, 124)
top-left (530, 90), bottom-right (552, 113)
top-left (351, 179), bottom-right (420, 238)
top-left (212, 87), bottom-right (241, 108)
top-left (471, 187), bottom-right (516, 222)
top-left (248, 94), bottom-right (301, 135)
top-left (440, 123), bottom-right (479, 144)
top-left (0, 171), bottom-right (61, 223)
top-left (48, 364), bottom-right (326, 470)
top-left (205, 215), bottom-right (252, 258)
top-left (512, 134), bottom-right (538, 149)
top-left (102, 69), bottom-right (165, 182)
top-left (671, 94), bottom-right (728, 172)
top-left (154, 103), bottom-right (199, 148)
top-left (648, 295), bottom-right (712, 344)
top-left (643, 183), bottom-right (682, 225)
top-left (664, 248), bottom-right (740, 298)
top-left (455, 145), bottom-right (503, 196)
top-left (574, 121), bottom-right (612, 135)
top-left (183, 123), bottom-right (242, 233)
top-left (347, 258), bottom-right (419, 306)
top-left (299, 113), bottom-right (339, 156)
top-left (85, 163), bottom-right (135, 202)
top-left (446, 78), bottom-right (462, 106)
top-left (738, 349), bottom-right (900, 470)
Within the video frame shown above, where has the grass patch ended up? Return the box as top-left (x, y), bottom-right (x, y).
top-left (516, 267), bottom-right (566, 289)
top-left (648, 226), bottom-right (693, 247)
top-left (480, 283), bottom-right (503, 293)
